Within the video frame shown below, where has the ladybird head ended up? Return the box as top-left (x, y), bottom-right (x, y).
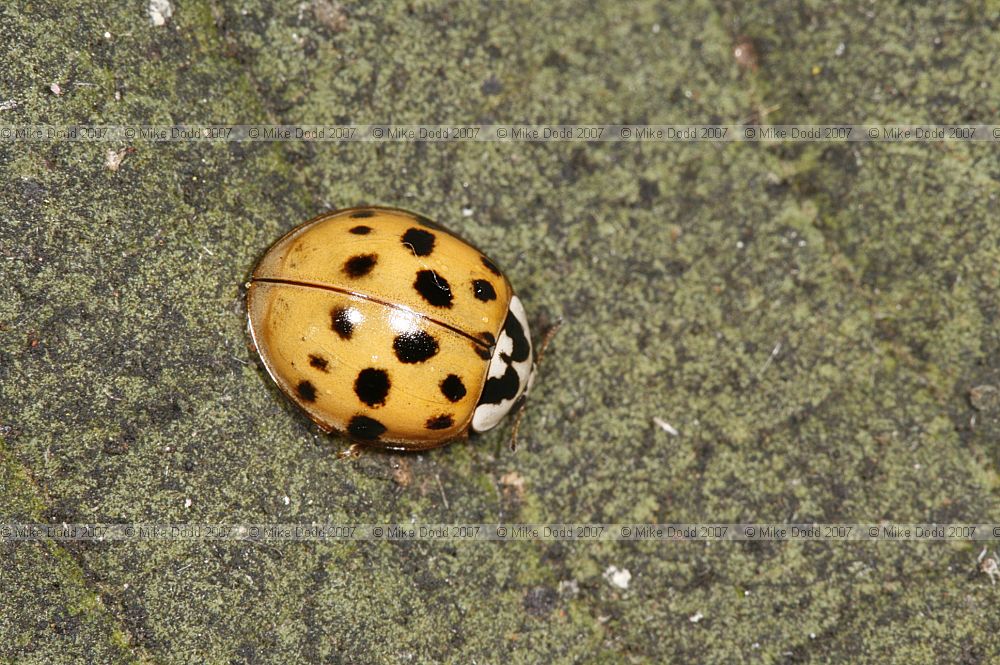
top-left (471, 295), bottom-right (535, 433)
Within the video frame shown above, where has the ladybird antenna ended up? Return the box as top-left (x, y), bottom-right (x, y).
top-left (535, 317), bottom-right (563, 366)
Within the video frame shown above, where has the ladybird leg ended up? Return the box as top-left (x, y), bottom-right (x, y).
top-left (336, 442), bottom-right (363, 460)
top-left (507, 395), bottom-right (529, 451)
top-left (524, 317), bottom-right (563, 396)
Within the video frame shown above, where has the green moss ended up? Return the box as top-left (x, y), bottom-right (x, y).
top-left (3, 0), bottom-right (1000, 662)
top-left (0, 442), bottom-right (142, 663)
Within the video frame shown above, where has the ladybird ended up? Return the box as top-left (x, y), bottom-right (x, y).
top-left (245, 206), bottom-right (537, 450)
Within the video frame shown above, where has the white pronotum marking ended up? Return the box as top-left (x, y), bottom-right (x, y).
top-left (472, 295), bottom-right (534, 433)
top-left (487, 333), bottom-right (513, 379)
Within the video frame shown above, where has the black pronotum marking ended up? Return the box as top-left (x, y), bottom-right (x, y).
top-left (349, 225), bottom-right (372, 234)
top-left (343, 254), bottom-right (377, 278)
top-left (354, 368), bottom-right (391, 407)
top-left (425, 414), bottom-right (454, 430)
top-left (331, 307), bottom-right (355, 339)
top-left (413, 270), bottom-right (452, 307)
top-left (393, 329), bottom-right (439, 363)
top-left (297, 380), bottom-right (318, 402)
top-left (501, 309), bottom-right (531, 363)
top-left (476, 307), bottom-right (531, 407)
top-left (350, 210), bottom-right (375, 218)
top-left (401, 227), bottom-right (436, 256)
top-left (308, 354), bottom-right (329, 371)
top-left (481, 256), bottom-right (502, 276)
top-left (440, 374), bottom-right (467, 402)
top-left (348, 415), bottom-right (386, 440)
top-left (478, 365), bottom-right (521, 404)
top-left (472, 279), bottom-right (497, 302)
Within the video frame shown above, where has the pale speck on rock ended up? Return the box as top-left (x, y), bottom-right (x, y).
top-left (149, 0), bottom-right (173, 26)
top-left (604, 565), bottom-right (631, 590)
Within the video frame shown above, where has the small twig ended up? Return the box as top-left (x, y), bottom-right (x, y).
top-left (435, 473), bottom-right (450, 510)
top-left (754, 341), bottom-right (782, 379)
top-left (652, 417), bottom-right (678, 436)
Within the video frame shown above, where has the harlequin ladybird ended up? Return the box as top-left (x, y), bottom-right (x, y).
top-left (245, 206), bottom-right (537, 450)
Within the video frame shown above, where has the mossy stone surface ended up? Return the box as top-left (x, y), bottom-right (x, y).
top-left (2, 1), bottom-right (1000, 662)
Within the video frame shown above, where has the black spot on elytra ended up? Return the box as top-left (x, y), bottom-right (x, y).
top-left (413, 270), bottom-right (452, 307)
top-left (479, 365), bottom-right (521, 405)
top-left (481, 256), bottom-right (502, 276)
top-left (351, 210), bottom-right (375, 218)
top-left (393, 330), bottom-right (439, 363)
top-left (343, 254), bottom-right (377, 278)
top-left (297, 380), bottom-right (317, 402)
top-left (349, 225), bottom-right (372, 234)
top-left (308, 354), bottom-right (329, 371)
top-left (348, 415), bottom-right (386, 440)
top-left (426, 414), bottom-right (454, 430)
top-left (440, 374), bottom-right (467, 402)
top-left (479, 331), bottom-right (496, 346)
top-left (472, 279), bottom-right (497, 302)
top-left (475, 345), bottom-right (492, 360)
top-left (331, 307), bottom-right (354, 339)
top-left (354, 368), bottom-right (390, 407)
top-left (401, 227), bottom-right (436, 256)
top-left (501, 309), bottom-right (531, 363)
